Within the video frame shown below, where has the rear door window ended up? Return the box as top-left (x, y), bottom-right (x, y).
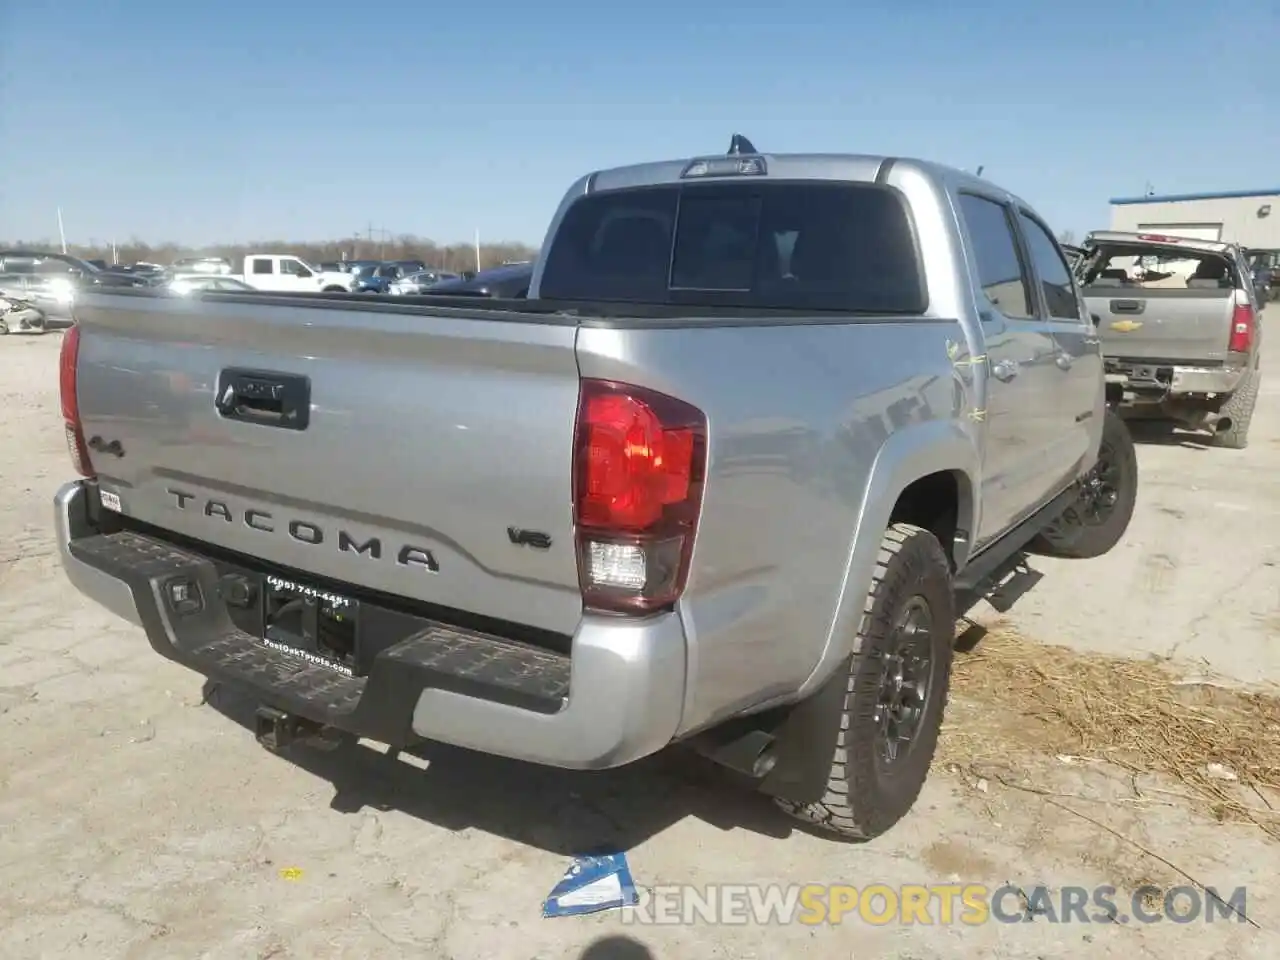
top-left (957, 194), bottom-right (1033, 319)
top-left (539, 181), bottom-right (927, 313)
top-left (1017, 212), bottom-right (1081, 320)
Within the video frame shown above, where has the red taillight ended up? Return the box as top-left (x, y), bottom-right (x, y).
top-left (1229, 302), bottom-right (1255, 354)
top-left (59, 325), bottom-right (94, 478)
top-left (1137, 234), bottom-right (1182, 243)
top-left (572, 379), bottom-right (706, 614)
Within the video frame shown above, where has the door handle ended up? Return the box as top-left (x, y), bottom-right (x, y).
top-left (1056, 353), bottom-right (1073, 371)
top-left (1110, 299), bottom-right (1145, 314)
top-left (992, 359), bottom-right (1019, 382)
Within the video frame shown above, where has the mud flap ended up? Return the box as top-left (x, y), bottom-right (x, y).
top-left (754, 654), bottom-right (853, 806)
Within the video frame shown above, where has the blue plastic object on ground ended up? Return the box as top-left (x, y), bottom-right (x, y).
top-left (542, 852), bottom-right (639, 918)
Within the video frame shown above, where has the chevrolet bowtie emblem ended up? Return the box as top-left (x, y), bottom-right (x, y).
top-left (1109, 319), bottom-right (1144, 333)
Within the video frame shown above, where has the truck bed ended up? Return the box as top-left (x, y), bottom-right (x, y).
top-left (1082, 284), bottom-right (1236, 363)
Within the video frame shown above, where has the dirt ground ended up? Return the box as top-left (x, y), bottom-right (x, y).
top-left (1, 330), bottom-right (1277, 960)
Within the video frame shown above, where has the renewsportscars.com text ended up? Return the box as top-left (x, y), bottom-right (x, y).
top-left (620, 883), bottom-right (1250, 926)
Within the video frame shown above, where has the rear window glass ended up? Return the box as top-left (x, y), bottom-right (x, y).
top-left (538, 182), bottom-right (926, 313)
top-left (1083, 246), bottom-right (1237, 289)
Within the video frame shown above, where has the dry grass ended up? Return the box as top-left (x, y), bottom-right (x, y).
top-left (941, 623), bottom-right (1280, 840)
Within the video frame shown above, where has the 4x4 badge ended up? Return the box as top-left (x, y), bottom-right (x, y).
top-left (507, 527), bottom-right (552, 550)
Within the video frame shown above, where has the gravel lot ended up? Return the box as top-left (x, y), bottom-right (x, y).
top-left (1, 330), bottom-right (1277, 959)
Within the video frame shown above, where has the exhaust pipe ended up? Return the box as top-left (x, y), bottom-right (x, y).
top-left (1197, 412), bottom-right (1232, 434)
top-left (689, 726), bottom-right (778, 778)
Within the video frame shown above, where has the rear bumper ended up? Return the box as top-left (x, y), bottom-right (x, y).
top-left (54, 480), bottom-right (688, 769)
top-left (1106, 359), bottom-right (1247, 397)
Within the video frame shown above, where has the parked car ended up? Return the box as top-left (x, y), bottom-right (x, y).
top-left (54, 142), bottom-right (1135, 842)
top-left (1245, 249), bottom-right (1277, 303)
top-left (0, 273), bottom-right (70, 325)
top-left (0, 289), bottom-right (47, 334)
top-left (228, 254), bottom-right (354, 293)
top-left (0, 250), bottom-right (150, 322)
top-left (389, 270), bottom-right (461, 295)
top-left (339, 259), bottom-right (381, 273)
top-left (170, 257), bottom-right (233, 276)
top-left (167, 275), bottom-right (256, 295)
top-left (350, 260), bottom-right (428, 294)
top-left (1074, 231), bottom-right (1262, 448)
top-left (421, 261), bottom-right (533, 298)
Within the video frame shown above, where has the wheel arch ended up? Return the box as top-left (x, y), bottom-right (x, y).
top-left (795, 418), bottom-right (979, 702)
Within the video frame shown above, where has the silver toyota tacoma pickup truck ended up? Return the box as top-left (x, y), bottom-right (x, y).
top-left (54, 142), bottom-right (1138, 840)
top-left (1075, 231), bottom-right (1264, 448)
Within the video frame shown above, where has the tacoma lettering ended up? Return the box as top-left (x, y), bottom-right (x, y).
top-left (165, 487), bottom-right (438, 572)
top-left (338, 531), bottom-right (381, 559)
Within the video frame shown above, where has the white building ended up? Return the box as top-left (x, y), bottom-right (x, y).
top-left (1108, 188), bottom-right (1280, 250)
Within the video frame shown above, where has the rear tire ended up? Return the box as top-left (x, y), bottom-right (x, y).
top-left (774, 523), bottom-right (954, 840)
top-left (1212, 364), bottom-right (1260, 450)
top-left (1029, 407), bottom-right (1138, 559)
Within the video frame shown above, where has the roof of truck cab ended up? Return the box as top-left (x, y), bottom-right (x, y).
top-left (582, 153), bottom-right (1032, 208)
top-left (1084, 230), bottom-right (1235, 255)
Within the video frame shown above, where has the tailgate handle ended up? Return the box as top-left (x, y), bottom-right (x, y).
top-left (216, 369), bottom-right (310, 431)
top-left (1110, 299), bottom-right (1145, 314)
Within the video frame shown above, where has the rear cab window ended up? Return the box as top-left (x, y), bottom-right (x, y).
top-left (538, 181), bottom-right (927, 313)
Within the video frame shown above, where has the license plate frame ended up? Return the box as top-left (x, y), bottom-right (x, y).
top-left (260, 574), bottom-right (361, 677)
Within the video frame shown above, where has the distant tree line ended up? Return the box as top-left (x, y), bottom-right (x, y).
top-left (1, 235), bottom-right (541, 273)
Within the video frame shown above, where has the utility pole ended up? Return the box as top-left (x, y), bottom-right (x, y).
top-left (474, 228), bottom-right (481, 272)
top-left (57, 207), bottom-right (68, 253)
top-left (361, 223), bottom-right (389, 259)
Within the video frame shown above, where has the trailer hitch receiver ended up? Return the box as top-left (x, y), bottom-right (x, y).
top-left (254, 705), bottom-right (331, 752)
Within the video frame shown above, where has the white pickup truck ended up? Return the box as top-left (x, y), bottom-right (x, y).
top-left (227, 255), bottom-right (354, 293)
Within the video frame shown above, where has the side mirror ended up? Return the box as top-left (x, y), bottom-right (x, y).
top-left (297, 269), bottom-right (313, 279)
top-left (1091, 313), bottom-right (1102, 328)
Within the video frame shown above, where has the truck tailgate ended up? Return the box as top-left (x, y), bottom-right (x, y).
top-left (72, 293), bottom-right (584, 636)
top-left (1083, 286), bottom-right (1234, 363)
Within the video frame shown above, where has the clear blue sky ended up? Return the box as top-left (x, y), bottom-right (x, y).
top-left (1, 0), bottom-right (1274, 248)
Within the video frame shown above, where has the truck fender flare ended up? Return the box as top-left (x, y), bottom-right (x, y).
top-left (796, 418), bottom-right (980, 700)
